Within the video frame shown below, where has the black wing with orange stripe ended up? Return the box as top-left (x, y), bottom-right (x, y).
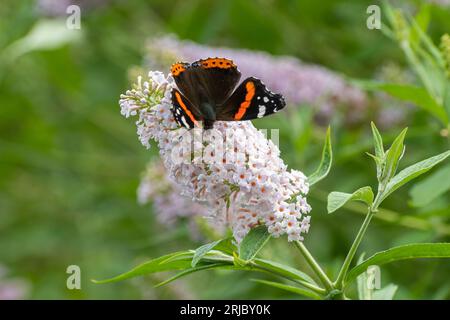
top-left (171, 89), bottom-right (200, 129)
top-left (216, 77), bottom-right (286, 121)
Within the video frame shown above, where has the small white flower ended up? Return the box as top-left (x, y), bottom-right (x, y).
top-left (287, 227), bottom-right (304, 242)
top-left (268, 222), bottom-right (284, 237)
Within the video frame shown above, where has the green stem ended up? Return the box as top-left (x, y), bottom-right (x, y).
top-left (294, 241), bottom-right (334, 291)
top-left (334, 208), bottom-right (374, 289)
top-left (250, 263), bottom-right (326, 295)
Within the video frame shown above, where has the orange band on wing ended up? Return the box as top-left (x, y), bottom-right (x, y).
top-left (200, 58), bottom-right (236, 69)
top-left (175, 92), bottom-right (199, 126)
top-left (234, 81), bottom-right (255, 120)
top-left (171, 63), bottom-right (186, 76)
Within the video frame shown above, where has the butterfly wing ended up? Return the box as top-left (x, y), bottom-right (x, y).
top-left (189, 58), bottom-right (241, 106)
top-left (171, 88), bottom-right (201, 129)
top-left (171, 58), bottom-right (241, 108)
top-left (216, 77), bottom-right (286, 121)
top-left (171, 62), bottom-right (203, 110)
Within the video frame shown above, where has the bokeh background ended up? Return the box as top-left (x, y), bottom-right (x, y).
top-left (0, 0), bottom-right (449, 299)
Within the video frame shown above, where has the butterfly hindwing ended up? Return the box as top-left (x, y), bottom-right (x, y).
top-left (217, 77), bottom-right (286, 121)
top-left (171, 89), bottom-right (201, 129)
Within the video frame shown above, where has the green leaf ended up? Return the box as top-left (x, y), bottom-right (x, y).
top-left (353, 81), bottom-right (448, 124)
top-left (372, 284), bottom-right (398, 300)
top-left (93, 250), bottom-right (233, 284)
top-left (92, 251), bottom-right (194, 284)
top-left (370, 122), bottom-right (384, 159)
top-left (409, 164), bottom-right (450, 207)
top-left (378, 150), bottom-right (450, 205)
top-left (239, 225), bottom-right (271, 261)
top-left (192, 239), bottom-right (225, 267)
top-left (251, 279), bottom-right (322, 300)
top-left (2, 20), bottom-right (82, 63)
top-left (346, 243), bottom-right (450, 284)
top-left (155, 263), bottom-right (229, 287)
top-left (214, 237), bottom-right (237, 255)
top-left (380, 128), bottom-right (408, 185)
top-left (253, 258), bottom-right (317, 285)
top-left (308, 126), bottom-right (332, 186)
top-left (370, 122), bottom-right (385, 180)
top-left (327, 186), bottom-right (374, 214)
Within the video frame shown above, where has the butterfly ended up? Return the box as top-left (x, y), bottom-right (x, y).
top-left (170, 57), bottom-right (286, 130)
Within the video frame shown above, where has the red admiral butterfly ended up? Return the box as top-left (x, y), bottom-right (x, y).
top-left (170, 58), bottom-right (286, 130)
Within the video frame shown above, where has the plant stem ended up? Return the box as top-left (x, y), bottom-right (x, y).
top-left (294, 241), bottom-right (334, 291)
top-left (334, 208), bottom-right (374, 289)
top-left (250, 263), bottom-right (326, 295)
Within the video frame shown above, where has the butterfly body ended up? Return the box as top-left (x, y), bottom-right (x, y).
top-left (170, 58), bottom-right (286, 129)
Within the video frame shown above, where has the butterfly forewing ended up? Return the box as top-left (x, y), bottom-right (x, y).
top-left (171, 89), bottom-right (201, 129)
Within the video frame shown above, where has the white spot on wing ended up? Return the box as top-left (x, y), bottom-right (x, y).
top-left (257, 105), bottom-right (266, 118)
top-left (263, 97), bottom-right (269, 103)
top-left (181, 116), bottom-right (189, 128)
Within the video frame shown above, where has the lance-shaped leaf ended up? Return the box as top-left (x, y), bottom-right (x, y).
top-left (371, 122), bottom-right (385, 159)
top-left (409, 164), bottom-right (450, 207)
top-left (308, 126), bottom-right (332, 186)
top-left (346, 243), bottom-right (450, 284)
top-left (239, 225), bottom-right (271, 261)
top-left (369, 122), bottom-right (385, 180)
top-left (191, 238), bottom-right (232, 267)
top-left (379, 128), bottom-right (407, 186)
top-left (377, 150), bottom-right (450, 205)
top-left (251, 279), bottom-right (322, 300)
top-left (253, 258), bottom-right (317, 285)
top-left (352, 81), bottom-right (448, 125)
top-left (92, 251), bottom-right (194, 284)
top-left (155, 263), bottom-right (230, 287)
top-left (93, 250), bottom-right (233, 284)
top-left (327, 186), bottom-right (374, 214)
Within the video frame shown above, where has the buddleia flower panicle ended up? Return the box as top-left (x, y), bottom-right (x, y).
top-left (120, 71), bottom-right (311, 243)
top-left (138, 159), bottom-right (224, 239)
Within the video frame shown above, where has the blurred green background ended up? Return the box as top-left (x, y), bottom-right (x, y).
top-left (0, 0), bottom-right (449, 299)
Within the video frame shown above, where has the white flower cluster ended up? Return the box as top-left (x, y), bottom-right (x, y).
top-left (138, 160), bottom-right (219, 230)
top-left (120, 71), bottom-right (312, 243)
